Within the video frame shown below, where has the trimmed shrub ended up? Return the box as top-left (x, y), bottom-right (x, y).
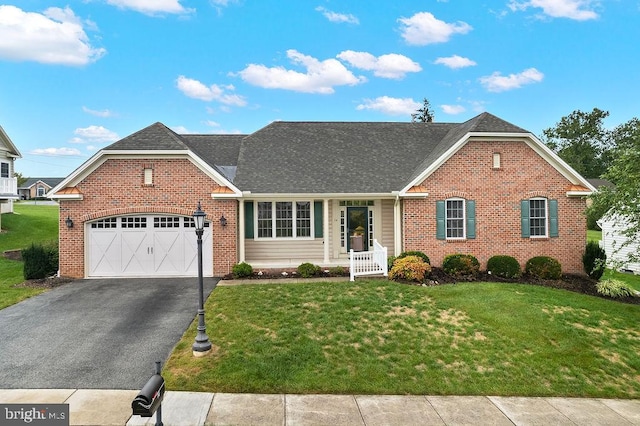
top-left (442, 253), bottom-right (480, 277)
top-left (328, 266), bottom-right (346, 276)
top-left (525, 256), bottom-right (562, 279)
top-left (23, 242), bottom-right (58, 280)
top-left (486, 255), bottom-right (522, 279)
top-left (297, 262), bottom-right (321, 278)
top-left (596, 279), bottom-right (636, 299)
top-left (397, 250), bottom-right (430, 265)
top-left (389, 255), bottom-right (431, 282)
top-left (582, 241), bottom-right (606, 280)
top-left (231, 262), bottom-right (253, 279)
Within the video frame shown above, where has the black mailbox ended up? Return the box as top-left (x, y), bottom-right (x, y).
top-left (132, 374), bottom-right (165, 417)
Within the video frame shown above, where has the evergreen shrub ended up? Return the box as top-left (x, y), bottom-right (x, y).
top-left (525, 256), bottom-right (562, 279)
top-left (232, 262), bottom-right (253, 278)
top-left (442, 253), bottom-right (480, 277)
top-left (389, 255), bottom-right (431, 282)
top-left (582, 240), bottom-right (606, 280)
top-left (487, 255), bottom-right (522, 279)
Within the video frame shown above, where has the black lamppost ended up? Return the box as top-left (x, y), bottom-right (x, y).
top-left (192, 201), bottom-right (212, 356)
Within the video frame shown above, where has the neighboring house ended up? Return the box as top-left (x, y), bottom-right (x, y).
top-left (19, 177), bottom-right (65, 200)
top-left (0, 126), bottom-right (22, 228)
top-left (597, 214), bottom-right (640, 274)
top-left (49, 112), bottom-right (595, 279)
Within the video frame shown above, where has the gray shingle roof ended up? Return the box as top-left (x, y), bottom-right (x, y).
top-left (19, 177), bottom-right (65, 189)
top-left (101, 112), bottom-right (530, 194)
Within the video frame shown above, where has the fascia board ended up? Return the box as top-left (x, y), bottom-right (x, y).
top-left (241, 192), bottom-right (397, 200)
top-left (185, 151), bottom-right (242, 196)
top-left (49, 150), bottom-right (243, 198)
top-left (399, 132), bottom-right (598, 195)
top-left (400, 133), bottom-right (472, 195)
top-left (0, 126), bottom-right (22, 158)
top-left (47, 193), bottom-right (83, 200)
top-left (522, 133), bottom-right (597, 192)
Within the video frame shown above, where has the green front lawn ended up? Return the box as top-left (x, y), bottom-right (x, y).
top-left (0, 203), bottom-right (59, 309)
top-left (164, 280), bottom-right (640, 398)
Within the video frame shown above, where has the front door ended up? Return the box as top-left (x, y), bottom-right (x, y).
top-left (347, 207), bottom-right (368, 251)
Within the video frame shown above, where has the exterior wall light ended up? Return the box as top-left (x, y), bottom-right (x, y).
top-left (65, 216), bottom-right (74, 228)
top-left (219, 215), bottom-right (227, 227)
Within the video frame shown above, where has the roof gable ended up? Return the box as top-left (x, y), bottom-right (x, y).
top-left (105, 122), bottom-right (189, 151)
top-left (0, 126), bottom-right (22, 158)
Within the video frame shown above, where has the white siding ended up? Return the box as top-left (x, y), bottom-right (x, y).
top-left (245, 238), bottom-right (324, 264)
top-left (598, 216), bottom-right (640, 274)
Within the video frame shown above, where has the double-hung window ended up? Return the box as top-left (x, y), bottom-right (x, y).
top-left (0, 162), bottom-right (8, 178)
top-left (436, 199), bottom-right (476, 240)
top-left (446, 199), bottom-right (465, 239)
top-left (257, 201), bottom-right (312, 239)
top-left (521, 198), bottom-right (558, 238)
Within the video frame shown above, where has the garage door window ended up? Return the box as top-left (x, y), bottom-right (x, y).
top-left (122, 217), bottom-right (147, 228)
top-left (155, 217), bottom-right (180, 228)
top-left (91, 218), bottom-right (117, 228)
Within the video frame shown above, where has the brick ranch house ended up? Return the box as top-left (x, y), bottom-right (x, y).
top-left (49, 112), bottom-right (595, 279)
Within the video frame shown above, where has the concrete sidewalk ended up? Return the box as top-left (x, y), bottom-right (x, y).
top-left (1, 389), bottom-right (638, 425)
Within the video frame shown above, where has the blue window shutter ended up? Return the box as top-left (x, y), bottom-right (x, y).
top-left (436, 200), bottom-right (445, 240)
top-left (466, 200), bottom-right (476, 239)
top-left (314, 201), bottom-right (323, 238)
top-left (521, 200), bottom-right (530, 238)
top-left (244, 201), bottom-right (254, 239)
top-left (549, 199), bottom-right (558, 237)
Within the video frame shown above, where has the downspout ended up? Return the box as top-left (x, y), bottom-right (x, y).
top-left (392, 191), bottom-right (402, 257)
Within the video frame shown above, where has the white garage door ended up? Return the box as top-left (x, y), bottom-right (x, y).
top-left (87, 215), bottom-right (213, 278)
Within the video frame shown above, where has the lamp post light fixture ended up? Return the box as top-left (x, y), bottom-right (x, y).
top-left (192, 201), bottom-right (212, 356)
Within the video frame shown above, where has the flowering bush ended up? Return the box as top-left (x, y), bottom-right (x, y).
top-left (389, 255), bottom-right (432, 282)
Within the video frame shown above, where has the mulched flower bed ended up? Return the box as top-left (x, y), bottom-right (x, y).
top-left (14, 276), bottom-right (75, 289)
top-left (224, 267), bottom-right (639, 305)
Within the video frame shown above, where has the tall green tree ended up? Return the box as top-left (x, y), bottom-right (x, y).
top-left (589, 117), bottom-right (640, 264)
top-left (541, 108), bottom-right (612, 178)
top-left (411, 98), bottom-right (435, 123)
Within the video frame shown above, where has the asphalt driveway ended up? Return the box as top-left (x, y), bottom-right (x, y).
top-left (0, 277), bottom-right (218, 390)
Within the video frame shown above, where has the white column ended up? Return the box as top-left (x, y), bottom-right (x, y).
top-left (323, 199), bottom-right (330, 264)
top-left (238, 200), bottom-right (245, 262)
top-left (394, 197), bottom-right (402, 256)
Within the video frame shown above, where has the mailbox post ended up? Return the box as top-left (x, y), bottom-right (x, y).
top-left (132, 361), bottom-right (165, 426)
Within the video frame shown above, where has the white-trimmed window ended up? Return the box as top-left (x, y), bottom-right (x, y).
top-left (446, 198), bottom-right (465, 239)
top-left (521, 197), bottom-right (558, 238)
top-left (529, 198), bottom-right (547, 237)
top-left (257, 201), bottom-right (312, 239)
top-left (0, 162), bottom-right (8, 178)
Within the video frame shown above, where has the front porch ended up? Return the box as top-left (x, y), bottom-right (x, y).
top-left (237, 197), bottom-right (400, 269)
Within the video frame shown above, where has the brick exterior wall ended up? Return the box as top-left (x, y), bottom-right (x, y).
top-left (58, 158), bottom-right (237, 278)
top-left (402, 140), bottom-right (587, 274)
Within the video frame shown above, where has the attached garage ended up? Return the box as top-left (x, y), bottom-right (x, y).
top-left (87, 215), bottom-right (213, 278)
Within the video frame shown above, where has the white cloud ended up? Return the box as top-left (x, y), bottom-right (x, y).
top-left (356, 96), bottom-right (421, 116)
top-left (29, 147), bottom-right (83, 157)
top-left (398, 12), bottom-right (472, 45)
top-left (82, 106), bottom-right (115, 117)
top-left (337, 51), bottom-right (421, 79)
top-left (0, 5), bottom-right (105, 66)
top-left (315, 6), bottom-right (359, 24)
top-left (238, 50), bottom-right (366, 94)
top-left (441, 104), bottom-right (466, 114)
top-left (106, 0), bottom-right (194, 16)
top-left (508, 0), bottom-right (598, 20)
top-left (479, 67), bottom-right (544, 92)
top-left (434, 55), bottom-right (477, 69)
top-left (176, 76), bottom-right (247, 106)
top-left (70, 125), bottom-right (119, 144)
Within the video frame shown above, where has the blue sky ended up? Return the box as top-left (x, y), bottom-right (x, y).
top-left (1, 0), bottom-right (638, 178)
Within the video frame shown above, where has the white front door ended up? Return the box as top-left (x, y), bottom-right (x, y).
top-left (87, 215), bottom-right (213, 277)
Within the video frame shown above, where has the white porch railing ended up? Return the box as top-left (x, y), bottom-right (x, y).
top-left (0, 177), bottom-right (17, 196)
top-left (350, 239), bottom-right (388, 281)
